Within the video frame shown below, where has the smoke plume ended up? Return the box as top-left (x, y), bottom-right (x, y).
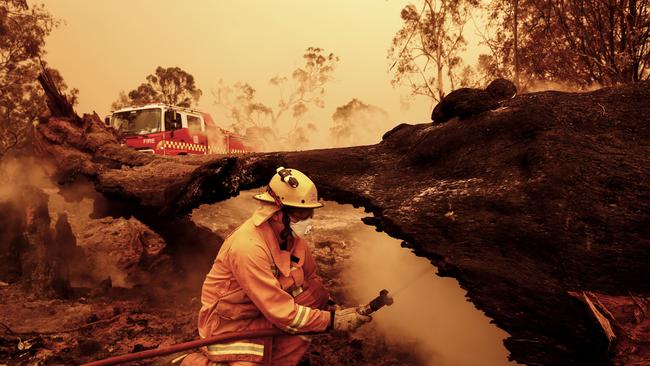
top-left (343, 226), bottom-right (516, 366)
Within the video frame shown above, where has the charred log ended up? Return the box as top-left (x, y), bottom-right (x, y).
top-left (431, 78), bottom-right (517, 123)
top-left (0, 201), bottom-right (27, 283)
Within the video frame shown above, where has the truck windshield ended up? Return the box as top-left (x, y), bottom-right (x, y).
top-left (112, 108), bottom-right (161, 135)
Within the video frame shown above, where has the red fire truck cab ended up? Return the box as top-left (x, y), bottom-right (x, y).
top-left (108, 103), bottom-right (255, 155)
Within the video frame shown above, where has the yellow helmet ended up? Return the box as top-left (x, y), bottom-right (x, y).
top-left (254, 167), bottom-right (324, 208)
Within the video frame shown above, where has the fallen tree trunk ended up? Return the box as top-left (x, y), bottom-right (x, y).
top-left (35, 73), bottom-right (650, 365)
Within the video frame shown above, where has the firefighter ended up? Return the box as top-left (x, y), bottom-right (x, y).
top-left (181, 167), bottom-right (372, 366)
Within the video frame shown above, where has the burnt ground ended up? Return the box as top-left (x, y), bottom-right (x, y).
top-left (0, 79), bottom-right (648, 365)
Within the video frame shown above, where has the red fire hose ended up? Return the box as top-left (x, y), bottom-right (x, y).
top-left (82, 290), bottom-right (393, 366)
top-left (80, 328), bottom-right (298, 366)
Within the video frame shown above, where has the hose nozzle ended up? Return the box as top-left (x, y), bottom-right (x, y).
top-left (357, 289), bottom-right (394, 316)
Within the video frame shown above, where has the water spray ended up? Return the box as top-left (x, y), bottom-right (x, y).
top-left (391, 266), bottom-right (433, 296)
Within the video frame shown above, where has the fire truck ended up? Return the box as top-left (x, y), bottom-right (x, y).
top-left (107, 103), bottom-right (255, 155)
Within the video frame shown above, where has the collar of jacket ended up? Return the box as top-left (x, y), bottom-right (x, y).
top-left (257, 221), bottom-right (306, 277)
top-left (252, 202), bottom-right (281, 227)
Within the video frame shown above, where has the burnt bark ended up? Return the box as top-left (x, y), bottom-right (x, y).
top-left (37, 70), bottom-right (77, 120)
top-left (35, 74), bottom-right (650, 365)
top-left (0, 201), bottom-right (27, 283)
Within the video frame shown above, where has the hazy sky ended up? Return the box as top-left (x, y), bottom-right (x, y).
top-left (40, 1), bottom-right (486, 145)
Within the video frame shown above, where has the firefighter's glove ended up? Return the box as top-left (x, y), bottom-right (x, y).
top-left (331, 307), bottom-right (372, 332)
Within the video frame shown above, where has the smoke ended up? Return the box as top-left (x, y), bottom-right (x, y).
top-left (35, 173), bottom-right (114, 288)
top-left (208, 96), bottom-right (400, 152)
top-left (255, 99), bottom-right (398, 151)
top-left (0, 158), bottom-right (49, 284)
top-left (0, 158), bottom-right (238, 296)
top-left (0, 157), bottom-right (55, 199)
top-left (0, 157), bottom-right (102, 235)
top-left (241, 126), bottom-right (283, 152)
top-left (191, 190), bottom-right (260, 235)
top-left (0, 158), bottom-right (169, 292)
top-left (343, 228), bottom-right (516, 366)
top-left (45, 182), bottom-right (96, 235)
top-left (204, 127), bottom-right (228, 154)
top-left (329, 99), bottom-right (394, 148)
top-left (0, 158), bottom-right (80, 294)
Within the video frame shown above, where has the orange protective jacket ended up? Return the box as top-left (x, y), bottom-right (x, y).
top-left (197, 215), bottom-right (331, 364)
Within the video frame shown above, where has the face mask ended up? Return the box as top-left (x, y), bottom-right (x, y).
top-left (291, 218), bottom-right (313, 236)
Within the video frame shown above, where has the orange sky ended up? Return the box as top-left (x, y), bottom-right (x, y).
top-left (40, 1), bottom-right (487, 146)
